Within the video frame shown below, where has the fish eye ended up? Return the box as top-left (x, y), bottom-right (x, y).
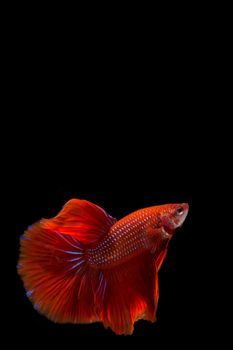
top-left (176, 207), bottom-right (184, 215)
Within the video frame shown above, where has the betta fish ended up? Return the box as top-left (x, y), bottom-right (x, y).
top-left (17, 199), bottom-right (189, 335)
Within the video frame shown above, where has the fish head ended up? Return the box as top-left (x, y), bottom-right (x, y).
top-left (159, 203), bottom-right (189, 235)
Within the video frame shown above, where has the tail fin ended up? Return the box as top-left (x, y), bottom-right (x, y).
top-left (17, 199), bottom-right (116, 324)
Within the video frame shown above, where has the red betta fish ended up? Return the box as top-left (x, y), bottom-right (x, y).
top-left (17, 199), bottom-right (189, 335)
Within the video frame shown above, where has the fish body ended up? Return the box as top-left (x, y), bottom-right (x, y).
top-left (18, 199), bottom-right (189, 335)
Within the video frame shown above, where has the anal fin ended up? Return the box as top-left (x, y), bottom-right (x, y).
top-left (94, 252), bottom-right (158, 335)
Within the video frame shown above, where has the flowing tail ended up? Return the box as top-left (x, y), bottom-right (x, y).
top-left (18, 199), bottom-right (159, 334)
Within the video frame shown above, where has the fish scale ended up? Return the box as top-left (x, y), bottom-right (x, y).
top-left (88, 209), bottom-right (155, 268)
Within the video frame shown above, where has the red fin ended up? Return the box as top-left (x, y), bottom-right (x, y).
top-left (151, 249), bottom-right (168, 311)
top-left (17, 199), bottom-right (115, 323)
top-left (42, 199), bottom-right (116, 245)
top-left (155, 248), bottom-right (168, 271)
top-left (94, 252), bottom-right (158, 335)
top-left (18, 222), bottom-right (96, 323)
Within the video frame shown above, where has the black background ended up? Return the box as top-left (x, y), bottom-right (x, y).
top-left (5, 12), bottom-right (221, 348)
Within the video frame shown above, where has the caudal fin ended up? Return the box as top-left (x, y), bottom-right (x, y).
top-left (17, 199), bottom-right (116, 324)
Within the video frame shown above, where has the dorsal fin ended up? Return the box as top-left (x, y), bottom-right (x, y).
top-left (42, 199), bottom-right (116, 245)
